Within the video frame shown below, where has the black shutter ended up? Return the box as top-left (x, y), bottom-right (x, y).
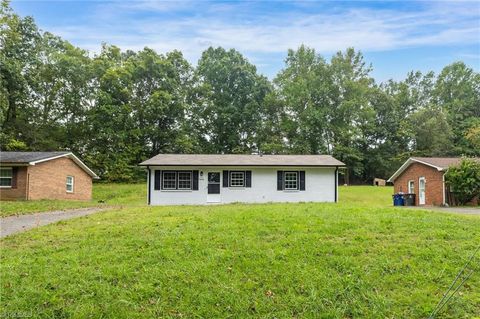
top-left (192, 170), bottom-right (199, 190)
top-left (300, 171), bottom-right (306, 191)
top-left (245, 171), bottom-right (252, 187)
top-left (277, 170), bottom-right (283, 191)
top-left (154, 170), bottom-right (161, 190)
top-left (223, 170), bottom-right (229, 187)
top-left (11, 167), bottom-right (18, 189)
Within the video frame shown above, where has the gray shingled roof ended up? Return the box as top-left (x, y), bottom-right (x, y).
top-left (388, 157), bottom-right (480, 182)
top-left (0, 151), bottom-right (70, 163)
top-left (140, 154), bottom-right (345, 166)
top-left (411, 157), bottom-right (480, 169)
top-left (0, 151), bottom-right (99, 178)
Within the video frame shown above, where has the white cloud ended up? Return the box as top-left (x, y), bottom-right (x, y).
top-left (41, 0), bottom-right (480, 68)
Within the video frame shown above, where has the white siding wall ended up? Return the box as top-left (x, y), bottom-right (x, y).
top-left (148, 166), bottom-right (337, 205)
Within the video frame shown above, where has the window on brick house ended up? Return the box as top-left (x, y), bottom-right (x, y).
top-left (0, 168), bottom-right (13, 187)
top-left (408, 180), bottom-right (414, 193)
top-left (66, 176), bottom-right (74, 193)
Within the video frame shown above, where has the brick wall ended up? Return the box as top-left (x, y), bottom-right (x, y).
top-left (0, 166), bottom-right (28, 200)
top-left (27, 157), bottom-right (93, 200)
top-left (394, 162), bottom-right (444, 206)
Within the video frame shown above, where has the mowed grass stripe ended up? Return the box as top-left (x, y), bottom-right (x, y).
top-left (1, 197), bottom-right (479, 318)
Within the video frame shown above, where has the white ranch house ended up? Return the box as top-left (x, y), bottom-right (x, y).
top-left (140, 154), bottom-right (345, 205)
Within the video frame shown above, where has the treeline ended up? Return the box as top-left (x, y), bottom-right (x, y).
top-left (1, 2), bottom-right (479, 182)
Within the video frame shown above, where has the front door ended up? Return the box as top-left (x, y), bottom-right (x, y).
top-left (419, 177), bottom-right (426, 205)
top-left (207, 172), bottom-right (221, 203)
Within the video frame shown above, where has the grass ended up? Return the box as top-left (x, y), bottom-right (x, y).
top-left (339, 185), bottom-right (393, 207)
top-left (0, 183), bottom-right (145, 217)
top-left (1, 186), bottom-right (479, 318)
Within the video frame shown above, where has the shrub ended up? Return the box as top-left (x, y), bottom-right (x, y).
top-left (445, 158), bottom-right (480, 205)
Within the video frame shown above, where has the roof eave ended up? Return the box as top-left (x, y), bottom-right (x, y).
top-left (65, 153), bottom-right (99, 179)
top-left (388, 158), bottom-right (445, 183)
top-left (139, 163), bottom-right (346, 167)
top-left (4, 152), bottom-right (99, 179)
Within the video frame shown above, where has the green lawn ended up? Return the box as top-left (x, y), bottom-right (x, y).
top-left (1, 184), bottom-right (386, 217)
top-left (0, 183), bottom-right (146, 217)
top-left (1, 186), bottom-right (479, 318)
top-left (339, 185), bottom-right (393, 206)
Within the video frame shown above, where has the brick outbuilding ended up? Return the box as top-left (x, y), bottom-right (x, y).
top-left (0, 152), bottom-right (98, 201)
top-left (388, 157), bottom-right (478, 206)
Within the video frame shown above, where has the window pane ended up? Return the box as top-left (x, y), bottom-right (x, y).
top-left (163, 172), bottom-right (176, 189)
top-left (0, 178), bottom-right (12, 186)
top-left (66, 176), bottom-right (74, 192)
top-left (0, 168), bottom-right (12, 178)
top-left (408, 181), bottom-right (414, 193)
top-left (178, 172), bottom-right (192, 189)
top-left (208, 173), bottom-right (220, 183)
top-left (284, 172), bottom-right (298, 190)
top-left (230, 172), bottom-right (244, 187)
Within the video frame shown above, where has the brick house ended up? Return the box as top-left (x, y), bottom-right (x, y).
top-left (0, 152), bottom-right (98, 201)
top-left (387, 157), bottom-right (478, 206)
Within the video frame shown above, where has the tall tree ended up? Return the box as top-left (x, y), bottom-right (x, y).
top-left (410, 107), bottom-right (454, 156)
top-left (0, 0), bottom-right (42, 148)
top-left (194, 47), bottom-right (271, 153)
top-left (434, 62), bottom-right (480, 155)
top-left (274, 45), bottom-right (334, 154)
top-left (329, 48), bottom-right (375, 182)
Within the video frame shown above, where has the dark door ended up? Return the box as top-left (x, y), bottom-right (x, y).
top-left (208, 172), bottom-right (220, 194)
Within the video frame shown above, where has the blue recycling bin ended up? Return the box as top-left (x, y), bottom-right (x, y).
top-left (393, 193), bottom-right (405, 206)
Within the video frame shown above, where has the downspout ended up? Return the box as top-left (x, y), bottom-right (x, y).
top-left (334, 166), bottom-right (338, 203)
top-left (442, 172), bottom-right (446, 206)
top-left (26, 171), bottom-right (30, 200)
top-left (147, 165), bottom-right (151, 205)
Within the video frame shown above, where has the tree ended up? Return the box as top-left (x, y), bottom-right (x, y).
top-left (274, 45), bottom-right (333, 154)
top-left (464, 119), bottom-right (480, 154)
top-left (409, 107), bottom-right (454, 156)
top-left (445, 158), bottom-right (480, 205)
top-left (329, 48), bottom-right (376, 182)
top-left (434, 62), bottom-right (480, 155)
top-left (194, 47), bottom-right (272, 153)
top-left (84, 46), bottom-right (197, 181)
top-left (28, 32), bottom-right (94, 152)
top-left (0, 1), bottom-right (42, 147)
top-left (1, 1), bottom-right (479, 183)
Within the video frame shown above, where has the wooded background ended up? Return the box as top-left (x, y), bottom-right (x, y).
top-left (1, 2), bottom-right (479, 182)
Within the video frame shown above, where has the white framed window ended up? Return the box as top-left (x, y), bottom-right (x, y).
top-left (0, 167), bottom-right (13, 188)
top-left (408, 180), bottom-right (414, 194)
top-left (229, 171), bottom-right (245, 187)
top-left (284, 171), bottom-right (298, 190)
top-left (66, 176), bottom-right (74, 193)
top-left (162, 171), bottom-right (177, 190)
top-left (178, 171), bottom-right (192, 190)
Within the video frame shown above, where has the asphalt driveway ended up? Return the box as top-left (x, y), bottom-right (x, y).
top-left (403, 206), bottom-right (480, 215)
top-left (0, 207), bottom-right (105, 238)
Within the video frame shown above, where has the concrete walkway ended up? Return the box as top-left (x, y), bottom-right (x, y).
top-left (403, 206), bottom-right (480, 216)
top-left (0, 207), bottom-right (105, 238)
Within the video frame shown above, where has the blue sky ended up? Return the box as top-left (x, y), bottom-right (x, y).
top-left (11, 0), bottom-right (480, 82)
